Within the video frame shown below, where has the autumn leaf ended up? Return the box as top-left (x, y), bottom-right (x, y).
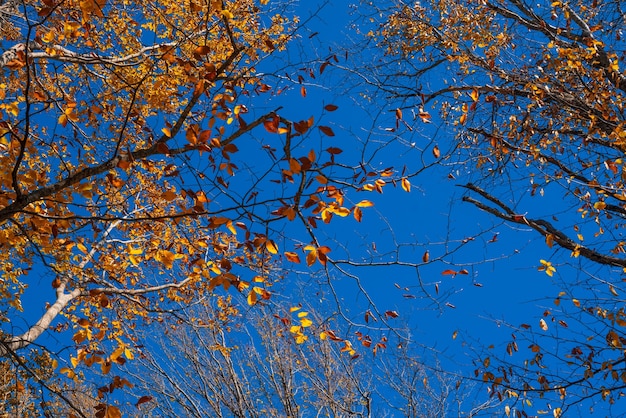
top-left (538, 259), bottom-right (556, 277)
top-left (265, 240), bottom-right (278, 254)
top-left (318, 126), bottom-right (335, 136)
top-left (284, 251), bottom-right (301, 263)
top-left (401, 177), bottom-right (411, 192)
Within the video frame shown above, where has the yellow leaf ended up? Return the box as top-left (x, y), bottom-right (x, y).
top-left (356, 200), bottom-right (374, 208)
top-left (594, 201), bottom-right (606, 210)
top-left (265, 240), bottom-right (278, 254)
top-left (124, 348), bottom-right (134, 360)
top-left (247, 291), bottom-right (257, 306)
top-left (401, 177), bottom-right (411, 192)
top-left (289, 306), bottom-right (301, 313)
top-left (301, 317), bottom-right (313, 327)
top-left (221, 9), bottom-right (234, 19)
top-left (297, 311), bottom-right (308, 318)
top-left (76, 242), bottom-right (88, 253)
top-left (129, 255), bottom-right (140, 266)
top-left (333, 207), bottom-right (351, 217)
top-left (42, 30), bottom-right (56, 43)
top-left (128, 246), bottom-right (143, 255)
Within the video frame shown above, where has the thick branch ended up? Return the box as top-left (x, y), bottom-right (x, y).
top-left (462, 183), bottom-right (626, 268)
top-left (2, 285), bottom-right (81, 354)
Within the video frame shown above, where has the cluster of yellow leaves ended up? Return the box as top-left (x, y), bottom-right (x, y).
top-left (289, 307), bottom-right (313, 344)
top-left (538, 259), bottom-right (556, 277)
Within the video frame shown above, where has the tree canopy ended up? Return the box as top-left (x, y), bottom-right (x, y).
top-left (2, 0), bottom-right (626, 416)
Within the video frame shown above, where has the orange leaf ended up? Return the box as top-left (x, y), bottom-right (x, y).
top-left (441, 269), bottom-right (457, 276)
top-left (422, 251), bottom-right (429, 263)
top-left (432, 145), bottom-right (440, 158)
top-left (306, 249), bottom-right (317, 266)
top-left (385, 310), bottom-right (399, 318)
top-left (324, 104), bottom-right (338, 111)
top-left (401, 177), bottom-right (411, 192)
top-left (418, 111), bottom-right (431, 123)
top-left (469, 88), bottom-right (479, 102)
top-left (284, 251), bottom-right (301, 263)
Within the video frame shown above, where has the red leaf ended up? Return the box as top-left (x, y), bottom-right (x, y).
top-left (136, 396), bottom-right (153, 408)
top-left (318, 126), bottom-right (335, 136)
top-left (385, 310), bottom-right (399, 318)
top-left (264, 115), bottom-right (279, 133)
top-left (326, 147), bottom-right (342, 154)
top-left (441, 269), bottom-right (457, 276)
top-left (324, 104), bottom-right (338, 111)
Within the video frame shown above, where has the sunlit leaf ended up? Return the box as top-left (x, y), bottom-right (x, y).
top-left (284, 251), bottom-right (301, 263)
top-left (401, 177), bottom-right (411, 192)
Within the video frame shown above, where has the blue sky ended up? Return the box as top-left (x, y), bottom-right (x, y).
top-left (246, 1), bottom-right (626, 416)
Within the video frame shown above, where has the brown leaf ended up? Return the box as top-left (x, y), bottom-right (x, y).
top-left (319, 126), bottom-right (335, 136)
